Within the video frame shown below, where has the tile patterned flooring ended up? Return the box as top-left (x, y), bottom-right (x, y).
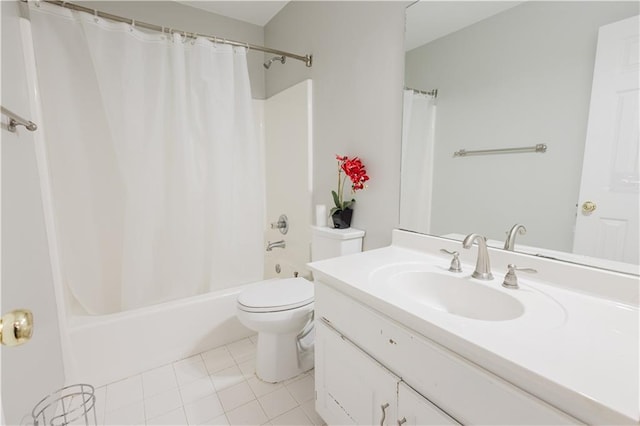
top-left (95, 336), bottom-right (323, 425)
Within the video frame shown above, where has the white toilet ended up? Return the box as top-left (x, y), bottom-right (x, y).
top-left (236, 226), bottom-right (365, 383)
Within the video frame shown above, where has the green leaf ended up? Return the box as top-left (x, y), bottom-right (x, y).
top-left (331, 190), bottom-right (341, 209)
top-left (342, 199), bottom-right (355, 210)
top-left (329, 207), bottom-right (340, 216)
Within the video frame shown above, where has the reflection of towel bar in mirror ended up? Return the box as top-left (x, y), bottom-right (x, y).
top-left (453, 144), bottom-right (547, 157)
top-left (405, 86), bottom-right (438, 98)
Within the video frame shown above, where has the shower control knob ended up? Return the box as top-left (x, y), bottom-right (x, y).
top-left (270, 214), bottom-right (289, 234)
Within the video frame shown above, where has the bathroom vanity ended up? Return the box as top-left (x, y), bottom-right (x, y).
top-left (308, 230), bottom-right (639, 425)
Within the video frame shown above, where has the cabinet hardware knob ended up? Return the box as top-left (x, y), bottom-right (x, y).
top-left (380, 403), bottom-right (390, 426)
top-left (397, 417), bottom-right (407, 425)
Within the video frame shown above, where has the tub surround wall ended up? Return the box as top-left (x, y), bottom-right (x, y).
top-left (263, 80), bottom-right (313, 279)
top-left (265, 2), bottom-right (407, 251)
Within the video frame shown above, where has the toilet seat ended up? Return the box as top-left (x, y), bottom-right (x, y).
top-left (238, 277), bottom-right (314, 313)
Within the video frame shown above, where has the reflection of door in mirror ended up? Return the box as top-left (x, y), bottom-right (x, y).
top-left (573, 15), bottom-right (639, 265)
top-left (400, 89), bottom-right (437, 234)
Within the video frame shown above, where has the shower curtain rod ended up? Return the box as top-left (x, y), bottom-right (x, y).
top-left (34, 0), bottom-right (313, 67)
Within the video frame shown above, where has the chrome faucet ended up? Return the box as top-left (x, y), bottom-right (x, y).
top-left (504, 224), bottom-right (527, 250)
top-left (266, 240), bottom-right (286, 251)
top-left (462, 233), bottom-right (493, 280)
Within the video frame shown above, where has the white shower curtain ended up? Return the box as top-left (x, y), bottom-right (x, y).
top-left (29, 3), bottom-right (264, 314)
top-left (400, 90), bottom-right (437, 234)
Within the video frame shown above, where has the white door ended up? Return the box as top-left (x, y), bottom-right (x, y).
top-left (1, 2), bottom-right (65, 423)
top-left (315, 321), bottom-right (398, 425)
top-left (573, 15), bottom-right (640, 264)
top-left (396, 382), bottom-right (459, 426)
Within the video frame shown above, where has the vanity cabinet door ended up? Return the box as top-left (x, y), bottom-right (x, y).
top-left (397, 382), bottom-right (460, 425)
top-left (315, 321), bottom-right (398, 426)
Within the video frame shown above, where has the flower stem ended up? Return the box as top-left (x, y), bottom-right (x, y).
top-left (337, 170), bottom-right (342, 208)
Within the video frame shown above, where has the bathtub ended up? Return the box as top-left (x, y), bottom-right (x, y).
top-left (64, 285), bottom-right (255, 388)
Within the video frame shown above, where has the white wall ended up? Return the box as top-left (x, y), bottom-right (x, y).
top-left (265, 1), bottom-right (407, 251)
top-left (405, 1), bottom-right (639, 252)
top-left (1, 1), bottom-right (65, 421)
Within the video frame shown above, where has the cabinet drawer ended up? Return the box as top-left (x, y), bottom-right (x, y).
top-left (398, 381), bottom-right (459, 425)
top-left (315, 321), bottom-right (398, 425)
top-left (315, 281), bottom-right (581, 425)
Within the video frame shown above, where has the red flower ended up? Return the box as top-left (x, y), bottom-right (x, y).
top-left (340, 157), bottom-right (369, 191)
top-left (331, 154), bottom-right (370, 214)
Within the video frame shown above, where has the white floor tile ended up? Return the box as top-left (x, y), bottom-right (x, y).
top-left (103, 400), bottom-right (145, 425)
top-left (143, 364), bottom-right (178, 397)
top-left (91, 341), bottom-right (316, 426)
top-left (299, 400), bottom-right (324, 426)
top-left (270, 407), bottom-right (313, 426)
top-left (202, 346), bottom-right (236, 374)
top-left (237, 358), bottom-right (256, 380)
top-left (247, 376), bottom-right (283, 398)
top-left (198, 413), bottom-right (230, 425)
top-left (144, 388), bottom-right (182, 420)
top-left (93, 386), bottom-right (107, 426)
top-left (210, 365), bottom-right (245, 391)
top-left (284, 374), bottom-right (314, 404)
top-left (184, 394), bottom-right (225, 425)
top-left (225, 400), bottom-right (268, 426)
top-left (174, 355), bottom-right (209, 387)
top-left (146, 407), bottom-right (188, 425)
top-left (258, 388), bottom-right (297, 420)
top-left (226, 338), bottom-right (256, 363)
top-left (105, 375), bottom-right (144, 413)
top-left (217, 381), bottom-right (256, 412)
top-left (180, 376), bottom-right (216, 405)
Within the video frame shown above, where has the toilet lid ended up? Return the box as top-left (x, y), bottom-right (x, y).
top-left (238, 278), bottom-right (314, 313)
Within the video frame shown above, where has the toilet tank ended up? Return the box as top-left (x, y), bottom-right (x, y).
top-left (311, 226), bottom-right (365, 261)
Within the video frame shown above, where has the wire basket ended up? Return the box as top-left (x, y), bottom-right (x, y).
top-left (32, 384), bottom-right (97, 426)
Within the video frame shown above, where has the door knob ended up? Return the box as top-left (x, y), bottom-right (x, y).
top-left (581, 201), bottom-right (597, 214)
top-left (0, 309), bottom-right (33, 346)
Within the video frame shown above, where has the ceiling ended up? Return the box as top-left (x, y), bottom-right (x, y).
top-left (405, 1), bottom-right (524, 51)
top-left (177, 1), bottom-right (289, 26)
top-left (176, 1), bottom-right (523, 46)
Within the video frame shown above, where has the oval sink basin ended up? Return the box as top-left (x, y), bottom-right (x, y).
top-left (389, 271), bottom-right (524, 321)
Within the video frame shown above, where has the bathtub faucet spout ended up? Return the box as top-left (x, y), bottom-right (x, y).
top-left (266, 240), bottom-right (286, 251)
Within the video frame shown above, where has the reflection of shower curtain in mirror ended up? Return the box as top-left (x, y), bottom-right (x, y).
top-left (400, 90), bottom-right (436, 234)
top-left (29, 3), bottom-right (264, 314)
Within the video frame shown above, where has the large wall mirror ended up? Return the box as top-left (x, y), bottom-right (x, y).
top-left (401, 1), bottom-right (639, 274)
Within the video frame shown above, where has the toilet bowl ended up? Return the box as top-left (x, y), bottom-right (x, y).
top-left (237, 226), bottom-right (365, 383)
top-left (236, 277), bottom-right (314, 383)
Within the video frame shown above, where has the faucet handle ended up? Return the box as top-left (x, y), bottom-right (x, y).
top-left (440, 249), bottom-right (462, 273)
top-left (502, 264), bottom-right (537, 289)
top-left (270, 214), bottom-right (289, 234)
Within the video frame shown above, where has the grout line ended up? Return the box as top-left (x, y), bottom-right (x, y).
top-left (104, 336), bottom-right (324, 426)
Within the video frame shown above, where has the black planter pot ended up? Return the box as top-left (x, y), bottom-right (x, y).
top-left (331, 208), bottom-right (353, 229)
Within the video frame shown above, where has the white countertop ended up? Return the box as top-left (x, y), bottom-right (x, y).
top-left (309, 233), bottom-right (639, 424)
